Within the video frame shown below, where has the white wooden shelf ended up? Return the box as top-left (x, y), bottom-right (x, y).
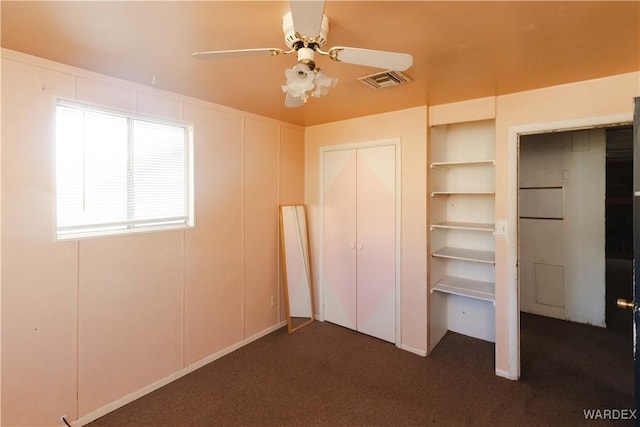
top-left (429, 118), bottom-right (497, 348)
top-left (430, 159), bottom-right (495, 169)
top-left (430, 221), bottom-right (495, 233)
top-left (431, 276), bottom-right (495, 303)
top-left (431, 247), bottom-right (495, 264)
top-left (431, 191), bottom-right (495, 197)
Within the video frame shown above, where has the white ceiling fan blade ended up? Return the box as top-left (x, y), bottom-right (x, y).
top-left (285, 93), bottom-right (305, 108)
top-left (193, 48), bottom-right (284, 60)
top-left (329, 47), bottom-right (413, 71)
top-left (289, 0), bottom-right (325, 39)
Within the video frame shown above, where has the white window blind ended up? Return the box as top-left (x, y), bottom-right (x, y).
top-left (55, 101), bottom-right (192, 239)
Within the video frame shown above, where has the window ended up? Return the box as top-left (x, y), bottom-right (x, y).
top-left (55, 100), bottom-right (193, 239)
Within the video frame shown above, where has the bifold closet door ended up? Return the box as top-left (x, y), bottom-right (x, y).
top-left (323, 149), bottom-right (358, 331)
top-left (355, 145), bottom-right (396, 343)
top-left (323, 145), bottom-right (396, 343)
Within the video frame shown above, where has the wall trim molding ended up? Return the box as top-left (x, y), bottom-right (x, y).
top-left (397, 343), bottom-right (427, 357)
top-left (495, 368), bottom-right (516, 380)
top-left (73, 321), bottom-right (287, 426)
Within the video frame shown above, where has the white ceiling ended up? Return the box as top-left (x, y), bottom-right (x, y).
top-left (2, 1), bottom-right (639, 126)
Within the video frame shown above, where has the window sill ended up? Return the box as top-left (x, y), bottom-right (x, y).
top-left (56, 223), bottom-right (195, 242)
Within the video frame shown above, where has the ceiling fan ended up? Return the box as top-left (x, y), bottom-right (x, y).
top-left (192, 0), bottom-right (413, 108)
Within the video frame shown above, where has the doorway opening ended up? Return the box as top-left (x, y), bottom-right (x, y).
top-left (516, 126), bottom-right (633, 404)
top-left (519, 128), bottom-right (606, 327)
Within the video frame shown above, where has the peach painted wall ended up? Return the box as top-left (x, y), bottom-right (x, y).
top-left (2, 55), bottom-right (78, 427)
top-left (1, 49), bottom-right (304, 426)
top-left (305, 107), bottom-right (429, 355)
top-left (0, 31), bottom-right (3, 427)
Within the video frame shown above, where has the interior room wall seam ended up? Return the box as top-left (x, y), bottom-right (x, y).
top-left (179, 98), bottom-right (187, 371)
top-left (71, 74), bottom-right (81, 422)
top-left (424, 106), bottom-right (431, 353)
top-left (74, 240), bottom-right (80, 420)
top-left (241, 116), bottom-right (247, 340)
top-left (277, 124), bottom-right (282, 324)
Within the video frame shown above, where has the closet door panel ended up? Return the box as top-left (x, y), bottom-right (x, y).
top-left (356, 145), bottom-right (396, 343)
top-left (323, 149), bottom-right (358, 329)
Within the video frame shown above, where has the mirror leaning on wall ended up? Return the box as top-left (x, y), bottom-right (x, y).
top-left (279, 205), bottom-right (315, 332)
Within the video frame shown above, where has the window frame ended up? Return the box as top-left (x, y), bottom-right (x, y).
top-left (54, 98), bottom-right (195, 241)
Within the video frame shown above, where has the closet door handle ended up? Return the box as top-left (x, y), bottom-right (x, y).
top-left (357, 243), bottom-right (364, 250)
top-left (350, 242), bottom-right (356, 249)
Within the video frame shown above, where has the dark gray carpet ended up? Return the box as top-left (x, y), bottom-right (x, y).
top-left (87, 309), bottom-right (633, 427)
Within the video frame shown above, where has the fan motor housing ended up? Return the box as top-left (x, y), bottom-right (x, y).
top-left (282, 11), bottom-right (329, 49)
top-left (297, 47), bottom-right (316, 69)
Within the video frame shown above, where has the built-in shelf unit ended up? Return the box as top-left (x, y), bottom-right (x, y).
top-left (428, 98), bottom-right (497, 352)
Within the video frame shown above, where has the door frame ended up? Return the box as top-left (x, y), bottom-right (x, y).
top-left (505, 113), bottom-right (633, 380)
top-left (318, 138), bottom-right (402, 345)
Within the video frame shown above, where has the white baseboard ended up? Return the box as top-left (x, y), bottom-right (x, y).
top-left (496, 368), bottom-right (518, 380)
top-left (397, 343), bottom-right (427, 357)
top-left (73, 321), bottom-right (287, 426)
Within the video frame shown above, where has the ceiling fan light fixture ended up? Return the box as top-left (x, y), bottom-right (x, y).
top-left (282, 63), bottom-right (315, 102)
top-left (282, 63), bottom-right (336, 107)
top-left (311, 69), bottom-right (337, 98)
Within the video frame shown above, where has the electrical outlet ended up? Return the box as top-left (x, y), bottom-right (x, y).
top-left (270, 295), bottom-right (278, 307)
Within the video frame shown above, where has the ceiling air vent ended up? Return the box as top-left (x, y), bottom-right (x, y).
top-left (357, 70), bottom-right (412, 89)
